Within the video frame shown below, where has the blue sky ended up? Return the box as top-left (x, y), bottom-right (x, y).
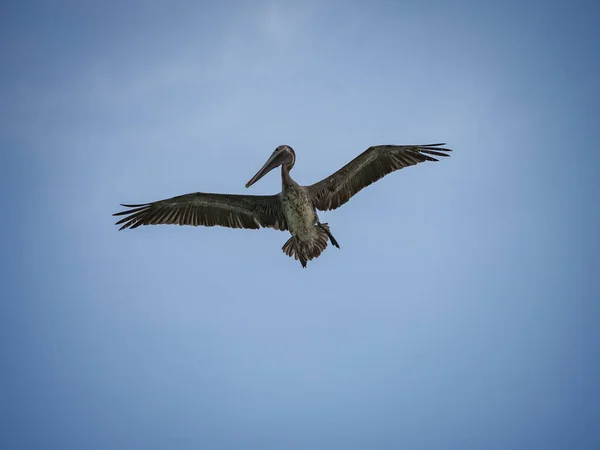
top-left (2, 1), bottom-right (599, 449)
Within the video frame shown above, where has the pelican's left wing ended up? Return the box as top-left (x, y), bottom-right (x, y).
top-left (114, 192), bottom-right (287, 231)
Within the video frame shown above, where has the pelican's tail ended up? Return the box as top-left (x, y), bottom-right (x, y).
top-left (282, 223), bottom-right (334, 268)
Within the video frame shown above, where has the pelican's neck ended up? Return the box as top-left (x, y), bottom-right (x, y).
top-left (281, 164), bottom-right (297, 189)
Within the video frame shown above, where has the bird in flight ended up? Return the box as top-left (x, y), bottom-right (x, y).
top-left (114, 143), bottom-right (452, 267)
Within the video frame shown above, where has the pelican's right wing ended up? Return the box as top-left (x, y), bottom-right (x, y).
top-left (113, 192), bottom-right (287, 231)
top-left (307, 144), bottom-right (452, 211)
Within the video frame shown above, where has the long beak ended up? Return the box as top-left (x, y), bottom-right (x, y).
top-left (245, 152), bottom-right (283, 188)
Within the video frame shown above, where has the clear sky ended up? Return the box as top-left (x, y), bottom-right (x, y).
top-left (2, 1), bottom-right (599, 449)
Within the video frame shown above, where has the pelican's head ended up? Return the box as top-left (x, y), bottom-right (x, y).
top-left (245, 145), bottom-right (296, 188)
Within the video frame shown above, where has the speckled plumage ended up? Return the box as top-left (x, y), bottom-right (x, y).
top-left (281, 181), bottom-right (318, 241)
top-left (279, 177), bottom-right (329, 267)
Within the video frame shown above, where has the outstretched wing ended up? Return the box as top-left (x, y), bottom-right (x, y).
top-left (113, 192), bottom-right (287, 231)
top-left (307, 144), bottom-right (451, 211)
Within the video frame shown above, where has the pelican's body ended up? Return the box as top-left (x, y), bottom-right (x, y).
top-left (278, 170), bottom-right (333, 267)
top-left (114, 143), bottom-right (451, 267)
top-left (281, 181), bottom-right (316, 241)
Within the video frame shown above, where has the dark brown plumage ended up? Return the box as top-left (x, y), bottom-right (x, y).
top-left (114, 193), bottom-right (287, 231)
top-left (114, 143), bottom-right (451, 267)
top-left (308, 144), bottom-right (451, 211)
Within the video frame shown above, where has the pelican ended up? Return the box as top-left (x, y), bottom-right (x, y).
top-left (114, 143), bottom-right (451, 267)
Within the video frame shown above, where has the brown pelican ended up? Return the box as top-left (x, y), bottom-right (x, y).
top-left (114, 143), bottom-right (451, 267)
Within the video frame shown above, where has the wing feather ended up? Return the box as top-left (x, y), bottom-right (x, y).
top-left (114, 192), bottom-right (287, 231)
top-left (307, 144), bottom-right (451, 211)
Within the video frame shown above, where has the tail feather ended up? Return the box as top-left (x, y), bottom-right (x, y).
top-left (282, 223), bottom-right (333, 268)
